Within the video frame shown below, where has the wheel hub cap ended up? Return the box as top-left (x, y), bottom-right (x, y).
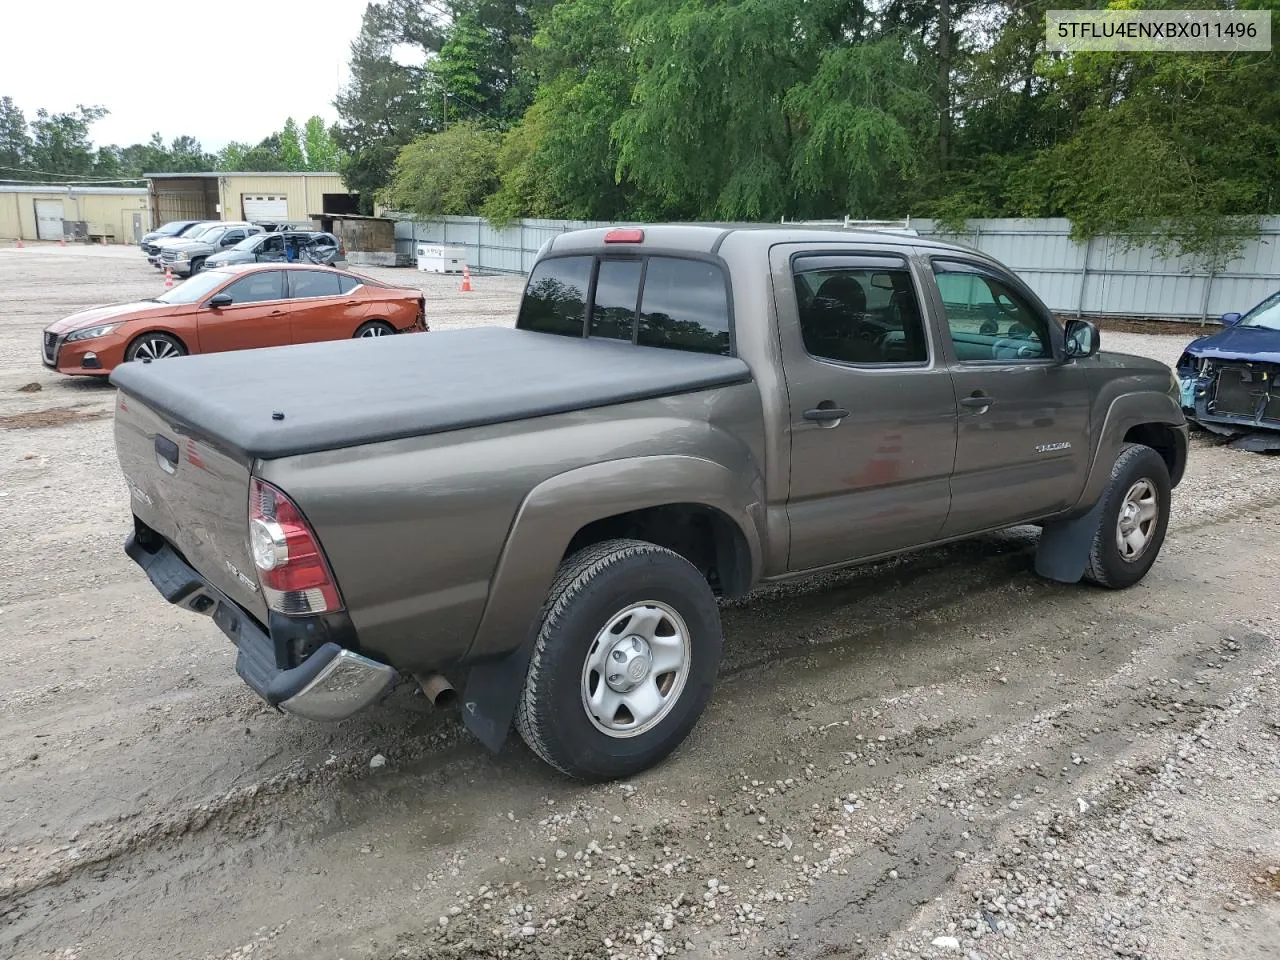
top-left (605, 636), bottom-right (652, 692)
top-left (581, 602), bottom-right (692, 739)
top-left (1115, 478), bottom-right (1158, 562)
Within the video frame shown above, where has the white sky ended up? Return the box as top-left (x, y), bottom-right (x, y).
top-left (0, 0), bottom-right (374, 153)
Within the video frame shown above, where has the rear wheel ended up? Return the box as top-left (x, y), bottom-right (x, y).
top-left (354, 320), bottom-right (395, 338)
top-left (515, 539), bottom-right (723, 781)
top-left (1084, 443), bottom-right (1171, 589)
top-left (125, 332), bottom-right (186, 363)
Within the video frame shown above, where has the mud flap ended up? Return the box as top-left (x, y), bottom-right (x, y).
top-left (1034, 500), bottom-right (1105, 584)
top-left (458, 631), bottom-right (537, 752)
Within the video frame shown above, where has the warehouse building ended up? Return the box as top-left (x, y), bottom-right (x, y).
top-left (0, 184), bottom-right (150, 243)
top-left (146, 172), bottom-right (357, 227)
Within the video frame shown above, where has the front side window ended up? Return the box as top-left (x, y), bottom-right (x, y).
top-left (517, 256), bottom-right (593, 336)
top-left (793, 255), bottom-right (928, 365)
top-left (933, 261), bottom-right (1052, 362)
top-left (222, 271), bottom-right (284, 305)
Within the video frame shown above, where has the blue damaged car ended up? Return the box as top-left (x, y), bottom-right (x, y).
top-left (1177, 290), bottom-right (1280, 451)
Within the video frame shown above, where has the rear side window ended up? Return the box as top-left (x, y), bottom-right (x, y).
top-left (517, 256), bottom-right (593, 336)
top-left (793, 255), bottom-right (928, 365)
top-left (290, 270), bottom-right (342, 298)
top-left (337, 274), bottom-right (362, 294)
top-left (637, 258), bottom-right (730, 355)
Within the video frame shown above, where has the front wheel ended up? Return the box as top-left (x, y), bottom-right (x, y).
top-left (125, 332), bottom-right (186, 363)
top-left (1084, 443), bottom-right (1171, 589)
top-left (189, 256), bottom-right (205, 274)
top-left (354, 320), bottom-right (395, 338)
top-left (515, 539), bottom-right (723, 780)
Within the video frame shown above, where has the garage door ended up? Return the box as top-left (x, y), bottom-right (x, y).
top-left (242, 195), bottom-right (288, 220)
top-left (34, 199), bottom-right (65, 241)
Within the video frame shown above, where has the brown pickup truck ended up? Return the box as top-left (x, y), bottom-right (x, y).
top-left (110, 225), bottom-right (1188, 780)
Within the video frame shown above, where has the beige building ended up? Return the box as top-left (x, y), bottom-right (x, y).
top-left (146, 172), bottom-right (356, 227)
top-left (0, 184), bottom-right (151, 243)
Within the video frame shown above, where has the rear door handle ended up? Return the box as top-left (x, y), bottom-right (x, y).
top-left (269, 309), bottom-right (284, 316)
top-left (960, 394), bottom-right (995, 408)
top-left (804, 407), bottom-right (850, 423)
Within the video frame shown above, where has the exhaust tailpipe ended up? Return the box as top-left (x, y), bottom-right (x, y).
top-left (416, 672), bottom-right (457, 708)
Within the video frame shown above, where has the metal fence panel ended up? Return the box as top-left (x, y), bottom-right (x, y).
top-left (391, 214), bottom-right (1280, 321)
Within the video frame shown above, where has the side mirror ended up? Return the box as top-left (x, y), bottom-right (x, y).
top-left (1220, 312), bottom-right (1242, 326)
top-left (1063, 318), bottom-right (1100, 360)
top-left (207, 293), bottom-right (233, 309)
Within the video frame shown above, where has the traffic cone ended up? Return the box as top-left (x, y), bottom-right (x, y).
top-left (15, 237), bottom-right (23, 248)
top-left (460, 263), bottom-right (472, 293)
top-left (59, 235), bottom-right (66, 247)
top-left (164, 266), bottom-right (174, 289)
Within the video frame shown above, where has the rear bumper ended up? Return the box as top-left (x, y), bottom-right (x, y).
top-left (125, 531), bottom-right (398, 719)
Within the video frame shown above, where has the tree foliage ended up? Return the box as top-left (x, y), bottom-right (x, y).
top-left (380, 121), bottom-right (502, 216)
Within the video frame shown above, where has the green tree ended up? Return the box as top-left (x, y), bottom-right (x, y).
top-left (28, 105), bottom-right (107, 178)
top-left (279, 117), bottom-right (306, 170)
top-left (334, 1), bottom-right (447, 210)
top-left (485, 0), bottom-right (634, 222)
top-left (0, 96), bottom-right (31, 179)
top-left (381, 121), bottom-right (501, 216)
top-left (303, 116), bottom-right (341, 170)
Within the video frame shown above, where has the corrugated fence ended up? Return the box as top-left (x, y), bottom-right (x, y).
top-left (394, 215), bottom-right (1280, 322)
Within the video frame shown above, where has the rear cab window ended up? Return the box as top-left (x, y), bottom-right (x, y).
top-left (517, 254), bottom-right (731, 355)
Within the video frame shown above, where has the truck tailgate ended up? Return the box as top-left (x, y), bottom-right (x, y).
top-left (114, 391), bottom-right (268, 623)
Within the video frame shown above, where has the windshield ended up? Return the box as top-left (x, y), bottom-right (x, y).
top-left (189, 223), bottom-right (224, 240)
top-left (156, 221), bottom-right (188, 236)
top-left (195, 227), bottom-right (226, 244)
top-left (231, 234), bottom-right (261, 251)
top-left (1239, 292), bottom-right (1280, 331)
top-left (153, 270), bottom-right (230, 305)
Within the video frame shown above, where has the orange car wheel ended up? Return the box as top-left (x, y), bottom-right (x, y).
top-left (126, 332), bottom-right (187, 363)
top-left (354, 320), bottom-right (396, 338)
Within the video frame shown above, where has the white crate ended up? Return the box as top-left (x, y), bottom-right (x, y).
top-left (416, 244), bottom-right (468, 274)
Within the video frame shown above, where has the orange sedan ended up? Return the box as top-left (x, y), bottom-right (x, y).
top-left (42, 264), bottom-right (428, 377)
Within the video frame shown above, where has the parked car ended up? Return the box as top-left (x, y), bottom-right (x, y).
top-left (1176, 289), bottom-right (1280, 450)
top-left (141, 221), bottom-right (213, 261)
top-left (158, 223), bottom-right (264, 276)
top-left (205, 231), bottom-right (346, 269)
top-left (109, 225), bottom-right (1188, 781)
top-left (42, 263), bottom-right (425, 376)
top-left (147, 222), bottom-right (255, 269)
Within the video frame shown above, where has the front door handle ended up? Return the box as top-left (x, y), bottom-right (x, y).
top-left (804, 406), bottom-right (850, 423)
top-left (960, 393), bottom-right (995, 409)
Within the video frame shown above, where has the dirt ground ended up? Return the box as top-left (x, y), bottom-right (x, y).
top-left (1, 244), bottom-right (1277, 960)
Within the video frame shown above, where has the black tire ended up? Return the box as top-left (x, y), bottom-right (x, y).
top-left (1083, 443), bottom-right (1171, 589)
top-left (354, 320), bottom-right (396, 338)
top-left (190, 256), bottom-right (205, 274)
top-left (515, 539), bottom-right (723, 781)
top-left (125, 332), bottom-right (186, 363)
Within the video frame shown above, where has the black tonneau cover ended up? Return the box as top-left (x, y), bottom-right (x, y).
top-left (109, 327), bottom-right (752, 460)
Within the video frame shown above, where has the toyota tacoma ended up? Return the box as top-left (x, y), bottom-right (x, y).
top-left (110, 225), bottom-right (1188, 781)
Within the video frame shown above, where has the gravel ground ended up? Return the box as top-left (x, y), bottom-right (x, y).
top-left (1, 244), bottom-right (1277, 960)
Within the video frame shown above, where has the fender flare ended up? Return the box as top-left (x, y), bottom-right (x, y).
top-left (1036, 391), bottom-right (1185, 584)
top-left (458, 455), bottom-right (764, 751)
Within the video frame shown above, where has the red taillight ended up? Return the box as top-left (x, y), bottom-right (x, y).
top-left (604, 228), bottom-right (644, 244)
top-left (248, 477), bottom-right (343, 615)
